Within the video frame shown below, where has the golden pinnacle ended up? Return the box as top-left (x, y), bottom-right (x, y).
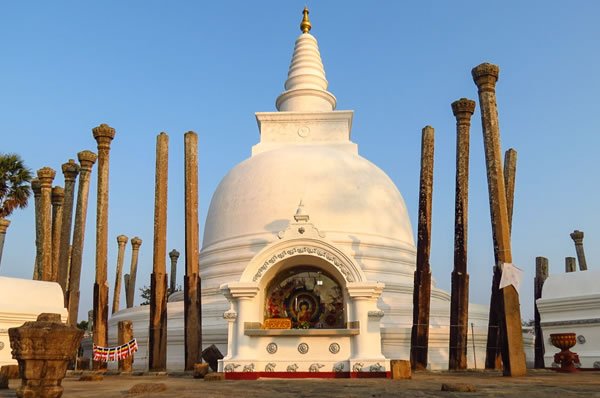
top-left (300, 6), bottom-right (311, 34)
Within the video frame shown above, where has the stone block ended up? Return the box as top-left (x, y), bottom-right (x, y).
top-left (441, 383), bottom-right (476, 392)
top-left (0, 374), bottom-right (8, 389)
top-left (194, 363), bottom-right (210, 379)
top-left (0, 364), bottom-right (19, 379)
top-left (204, 372), bottom-right (225, 382)
top-left (79, 375), bottom-right (104, 381)
top-left (128, 382), bottom-right (167, 394)
top-left (77, 357), bottom-right (90, 370)
top-left (202, 344), bottom-right (224, 372)
top-left (390, 360), bottom-right (411, 379)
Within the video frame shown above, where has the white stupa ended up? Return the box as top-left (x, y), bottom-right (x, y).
top-left (109, 8), bottom-right (497, 374)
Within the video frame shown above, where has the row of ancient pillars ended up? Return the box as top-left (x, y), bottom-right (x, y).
top-left (410, 62), bottom-right (526, 377)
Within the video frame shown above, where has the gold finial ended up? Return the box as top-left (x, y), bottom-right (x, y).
top-left (300, 6), bottom-right (311, 34)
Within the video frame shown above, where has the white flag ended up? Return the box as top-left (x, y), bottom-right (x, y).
top-left (499, 262), bottom-right (523, 293)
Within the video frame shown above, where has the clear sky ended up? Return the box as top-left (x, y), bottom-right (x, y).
top-left (1, 1), bottom-right (599, 323)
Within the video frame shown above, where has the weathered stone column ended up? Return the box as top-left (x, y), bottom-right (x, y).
top-left (534, 257), bottom-right (549, 369)
top-left (118, 320), bottom-right (134, 372)
top-left (0, 219), bottom-right (10, 268)
top-left (410, 125), bottom-right (434, 371)
top-left (570, 230), bottom-right (588, 271)
top-left (125, 237), bottom-right (142, 308)
top-left (58, 159), bottom-right (80, 293)
top-left (449, 98), bottom-right (475, 370)
top-left (112, 235), bottom-right (129, 314)
top-left (67, 150), bottom-right (97, 326)
top-left (184, 131), bottom-right (202, 370)
top-left (565, 257), bottom-right (576, 273)
top-left (504, 149), bottom-right (517, 234)
top-left (169, 249), bottom-right (179, 294)
top-left (92, 123), bottom-right (116, 371)
top-left (31, 178), bottom-right (42, 280)
top-left (149, 132), bottom-right (169, 371)
top-left (472, 62), bottom-right (526, 377)
top-left (50, 186), bottom-right (65, 283)
top-left (37, 167), bottom-right (56, 282)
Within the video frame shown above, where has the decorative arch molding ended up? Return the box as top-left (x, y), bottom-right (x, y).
top-left (239, 238), bottom-right (366, 284)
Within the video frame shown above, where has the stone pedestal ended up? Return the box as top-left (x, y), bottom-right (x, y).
top-left (8, 313), bottom-right (83, 398)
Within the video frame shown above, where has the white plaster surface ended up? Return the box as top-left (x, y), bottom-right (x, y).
top-left (0, 276), bottom-right (68, 366)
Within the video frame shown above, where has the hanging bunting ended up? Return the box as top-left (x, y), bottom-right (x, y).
top-left (93, 338), bottom-right (138, 362)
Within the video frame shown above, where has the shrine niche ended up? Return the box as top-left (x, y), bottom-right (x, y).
top-left (264, 266), bottom-right (345, 329)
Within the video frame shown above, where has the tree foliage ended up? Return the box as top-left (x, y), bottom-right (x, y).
top-left (0, 153), bottom-right (32, 218)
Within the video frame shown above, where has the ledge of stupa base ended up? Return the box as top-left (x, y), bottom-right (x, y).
top-left (219, 358), bottom-right (390, 377)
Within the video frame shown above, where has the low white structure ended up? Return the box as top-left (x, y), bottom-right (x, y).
top-left (537, 269), bottom-right (600, 368)
top-left (0, 276), bottom-right (68, 366)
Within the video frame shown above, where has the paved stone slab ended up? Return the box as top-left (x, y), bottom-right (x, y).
top-left (79, 375), bottom-right (104, 381)
top-left (441, 383), bottom-right (476, 392)
top-left (128, 382), bottom-right (167, 394)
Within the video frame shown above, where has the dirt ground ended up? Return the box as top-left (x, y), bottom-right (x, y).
top-left (1, 370), bottom-right (599, 397)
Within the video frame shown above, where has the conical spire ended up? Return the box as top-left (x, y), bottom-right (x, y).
top-left (276, 7), bottom-right (337, 112)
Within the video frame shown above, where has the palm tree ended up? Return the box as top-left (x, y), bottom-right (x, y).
top-left (0, 153), bottom-right (33, 267)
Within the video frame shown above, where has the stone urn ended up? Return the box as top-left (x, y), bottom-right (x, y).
top-left (550, 332), bottom-right (580, 373)
top-left (9, 313), bottom-right (84, 398)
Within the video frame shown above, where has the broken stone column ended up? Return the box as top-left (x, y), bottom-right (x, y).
top-left (184, 131), bottom-right (202, 371)
top-left (125, 237), bottom-right (142, 308)
top-left (67, 150), bottom-right (97, 326)
top-left (31, 178), bottom-right (42, 280)
top-left (37, 167), bottom-right (56, 282)
top-left (570, 230), bottom-right (588, 271)
top-left (449, 98), bottom-right (475, 370)
top-left (58, 159), bottom-right (80, 293)
top-left (410, 125), bottom-right (434, 371)
top-left (92, 123), bottom-right (116, 371)
top-left (51, 186), bottom-right (64, 283)
top-left (112, 235), bottom-right (129, 314)
top-left (169, 249), bottom-right (179, 294)
top-left (118, 320), bottom-right (134, 372)
top-left (473, 62), bottom-right (526, 377)
top-left (8, 313), bottom-right (83, 398)
top-left (0, 219), bottom-right (10, 268)
top-left (565, 257), bottom-right (576, 273)
top-left (149, 132), bottom-right (169, 371)
top-left (534, 257), bottom-right (549, 369)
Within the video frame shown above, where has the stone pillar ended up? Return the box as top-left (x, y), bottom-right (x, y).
top-left (169, 249), bottom-right (179, 294)
top-left (220, 283), bottom-right (259, 361)
top-left (112, 235), bottom-right (129, 314)
top-left (410, 125), bottom-right (434, 371)
top-left (31, 178), bottom-right (42, 280)
top-left (92, 123), bottom-right (116, 371)
top-left (504, 149), bottom-right (517, 234)
top-left (0, 219), bottom-right (10, 267)
top-left (37, 167), bottom-right (56, 282)
top-left (149, 132), bottom-right (168, 371)
top-left (67, 150), bottom-right (97, 326)
top-left (534, 257), bottom-right (549, 369)
top-left (472, 62), bottom-right (526, 377)
top-left (125, 237), bottom-right (142, 308)
top-left (565, 257), bottom-right (576, 273)
top-left (118, 320), bottom-right (134, 372)
top-left (570, 230), bottom-right (588, 271)
top-left (184, 131), bottom-right (202, 371)
top-left (58, 159), bottom-right (80, 293)
top-left (347, 283), bottom-right (386, 363)
top-left (50, 186), bottom-right (64, 283)
top-left (449, 98), bottom-right (475, 370)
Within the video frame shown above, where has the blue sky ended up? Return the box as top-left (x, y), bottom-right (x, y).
top-left (1, 1), bottom-right (599, 323)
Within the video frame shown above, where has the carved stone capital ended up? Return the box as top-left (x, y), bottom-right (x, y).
top-left (31, 178), bottom-right (41, 196)
top-left (0, 218), bottom-right (11, 233)
top-left (92, 123), bottom-right (116, 149)
top-left (37, 167), bottom-right (56, 187)
top-left (570, 230), bottom-right (584, 244)
top-left (131, 236), bottom-right (143, 250)
top-left (169, 249), bottom-right (180, 259)
top-left (61, 159), bottom-right (80, 181)
top-left (451, 98), bottom-right (476, 121)
top-left (77, 150), bottom-right (97, 172)
top-left (117, 235), bottom-right (129, 245)
top-left (51, 186), bottom-right (65, 205)
top-left (472, 62), bottom-right (499, 92)
top-left (223, 310), bottom-right (237, 321)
